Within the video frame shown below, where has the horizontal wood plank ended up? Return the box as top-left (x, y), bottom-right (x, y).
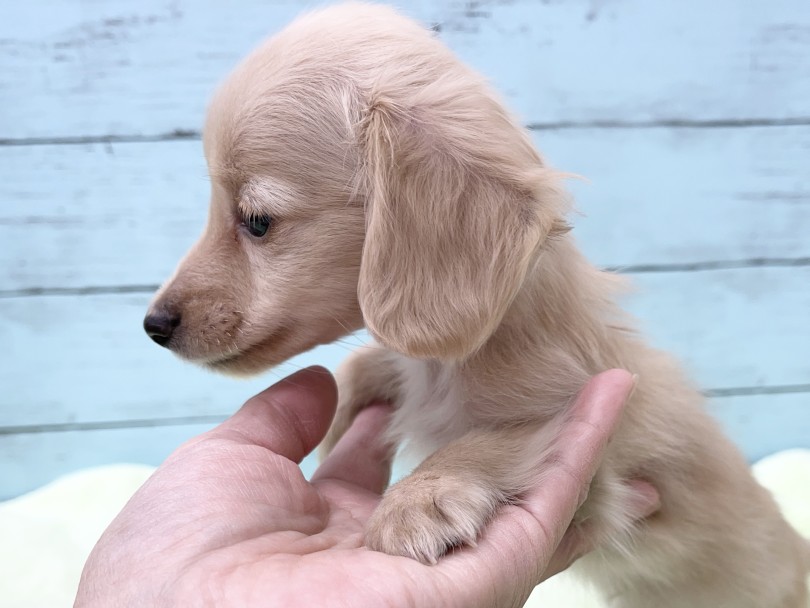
top-left (0, 290), bottom-right (361, 427)
top-left (551, 126), bottom-right (810, 269)
top-left (707, 392), bottom-right (810, 463)
top-left (621, 266), bottom-right (810, 390)
top-left (1, 0), bottom-right (808, 140)
top-left (1, 265), bottom-right (809, 427)
top-left (3, 125), bottom-right (809, 292)
top-left (2, 391), bottom-right (806, 500)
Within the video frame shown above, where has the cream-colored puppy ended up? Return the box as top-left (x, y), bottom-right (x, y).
top-left (144, 4), bottom-right (809, 606)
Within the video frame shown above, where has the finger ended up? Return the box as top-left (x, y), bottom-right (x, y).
top-left (311, 404), bottom-right (394, 494)
top-left (211, 366), bottom-right (338, 463)
top-left (523, 368), bottom-right (637, 519)
top-left (437, 370), bottom-right (636, 603)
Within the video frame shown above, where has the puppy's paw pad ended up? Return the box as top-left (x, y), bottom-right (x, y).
top-left (365, 475), bottom-right (499, 564)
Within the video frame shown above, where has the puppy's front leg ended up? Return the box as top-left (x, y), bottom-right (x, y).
top-left (365, 425), bottom-right (552, 564)
top-left (320, 344), bottom-right (404, 458)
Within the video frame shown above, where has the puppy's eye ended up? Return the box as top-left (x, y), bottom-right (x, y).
top-left (244, 215), bottom-right (272, 238)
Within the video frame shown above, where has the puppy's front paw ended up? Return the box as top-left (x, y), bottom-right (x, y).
top-left (365, 473), bottom-right (502, 564)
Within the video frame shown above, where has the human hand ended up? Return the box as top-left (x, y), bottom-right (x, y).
top-left (75, 367), bottom-right (659, 608)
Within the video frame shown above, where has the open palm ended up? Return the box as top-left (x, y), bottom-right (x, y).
top-left (76, 367), bottom-right (656, 608)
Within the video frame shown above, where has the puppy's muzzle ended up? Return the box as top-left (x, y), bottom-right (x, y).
top-left (143, 307), bottom-right (181, 347)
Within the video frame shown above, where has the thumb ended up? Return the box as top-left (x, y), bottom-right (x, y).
top-left (210, 366), bottom-right (338, 462)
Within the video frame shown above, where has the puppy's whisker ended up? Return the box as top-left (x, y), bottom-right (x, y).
top-left (328, 313), bottom-right (354, 335)
top-left (327, 315), bottom-right (369, 350)
top-left (330, 336), bottom-right (364, 352)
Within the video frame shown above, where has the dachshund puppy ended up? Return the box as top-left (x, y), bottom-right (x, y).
top-left (144, 4), bottom-right (809, 606)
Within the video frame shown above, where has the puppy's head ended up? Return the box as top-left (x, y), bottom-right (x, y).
top-left (145, 3), bottom-right (568, 375)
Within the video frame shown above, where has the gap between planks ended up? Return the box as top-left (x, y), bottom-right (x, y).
top-left (2, 384), bottom-right (809, 436)
top-left (3, 257), bottom-right (810, 299)
top-left (2, 117), bottom-right (810, 147)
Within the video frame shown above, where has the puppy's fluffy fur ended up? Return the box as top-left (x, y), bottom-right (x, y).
top-left (147, 4), bottom-right (810, 605)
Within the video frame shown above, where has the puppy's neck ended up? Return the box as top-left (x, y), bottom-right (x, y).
top-left (468, 237), bottom-right (631, 400)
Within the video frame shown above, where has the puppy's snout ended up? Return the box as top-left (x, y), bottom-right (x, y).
top-left (143, 307), bottom-right (181, 347)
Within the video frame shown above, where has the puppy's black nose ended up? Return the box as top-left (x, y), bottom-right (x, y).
top-left (143, 308), bottom-right (181, 347)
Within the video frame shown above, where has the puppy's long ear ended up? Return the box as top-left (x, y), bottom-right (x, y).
top-left (358, 91), bottom-right (567, 360)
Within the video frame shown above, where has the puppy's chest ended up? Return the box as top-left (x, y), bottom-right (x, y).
top-left (389, 358), bottom-right (475, 459)
top-left (387, 355), bottom-right (570, 461)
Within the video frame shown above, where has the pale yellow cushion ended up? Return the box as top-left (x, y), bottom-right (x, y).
top-left (0, 465), bottom-right (155, 608)
top-left (2, 452), bottom-right (808, 607)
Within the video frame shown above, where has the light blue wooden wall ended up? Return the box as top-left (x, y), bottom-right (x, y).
top-left (1, 0), bottom-right (809, 500)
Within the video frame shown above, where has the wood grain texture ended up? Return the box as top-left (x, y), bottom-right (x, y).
top-left (3, 125), bottom-right (810, 292)
top-left (708, 392), bottom-right (810, 463)
top-left (2, 391), bottom-right (805, 500)
top-left (0, 291), bottom-right (362, 427)
top-left (1, 0), bottom-right (808, 140)
top-left (2, 266), bottom-right (809, 428)
top-left (622, 266), bottom-right (810, 391)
